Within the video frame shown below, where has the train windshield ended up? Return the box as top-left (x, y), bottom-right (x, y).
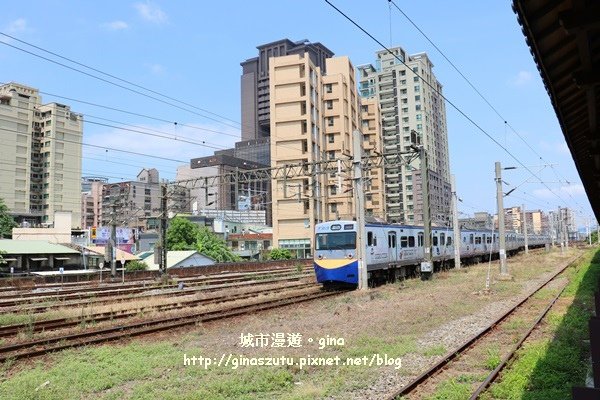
top-left (315, 232), bottom-right (357, 250)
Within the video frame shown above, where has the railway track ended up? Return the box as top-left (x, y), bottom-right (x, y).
top-left (385, 253), bottom-right (583, 400)
top-left (0, 272), bottom-right (314, 314)
top-left (0, 267), bottom-right (305, 300)
top-left (0, 269), bottom-right (312, 308)
top-left (0, 287), bottom-right (342, 363)
top-left (0, 281), bottom-right (317, 337)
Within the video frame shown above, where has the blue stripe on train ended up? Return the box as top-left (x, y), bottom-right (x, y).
top-left (314, 260), bottom-right (359, 285)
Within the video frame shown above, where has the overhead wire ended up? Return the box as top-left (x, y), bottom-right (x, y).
top-left (0, 32), bottom-right (242, 130)
top-left (387, 0), bottom-right (585, 212)
top-left (323, 0), bottom-right (571, 211)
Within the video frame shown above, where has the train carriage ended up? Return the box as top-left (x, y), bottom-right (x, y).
top-left (314, 220), bottom-right (549, 286)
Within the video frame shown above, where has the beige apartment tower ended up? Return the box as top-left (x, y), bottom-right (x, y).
top-left (358, 47), bottom-right (451, 225)
top-left (270, 54), bottom-right (385, 256)
top-left (0, 82), bottom-right (83, 228)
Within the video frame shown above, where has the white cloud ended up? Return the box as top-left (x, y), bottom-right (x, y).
top-left (6, 18), bottom-right (27, 34)
top-left (511, 70), bottom-right (533, 86)
top-left (102, 20), bottom-right (129, 31)
top-left (133, 2), bottom-right (167, 24)
top-left (146, 63), bottom-right (165, 75)
top-left (83, 121), bottom-right (239, 178)
top-left (539, 140), bottom-right (571, 155)
top-left (532, 184), bottom-right (586, 199)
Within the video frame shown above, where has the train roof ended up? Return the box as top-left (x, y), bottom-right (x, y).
top-left (315, 220), bottom-right (528, 235)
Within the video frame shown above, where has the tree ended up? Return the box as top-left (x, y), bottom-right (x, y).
top-left (166, 217), bottom-right (240, 262)
top-left (268, 248), bottom-right (293, 260)
top-left (196, 227), bottom-right (240, 262)
top-left (0, 250), bottom-right (6, 265)
top-left (0, 197), bottom-right (16, 239)
top-left (125, 260), bottom-right (148, 272)
top-left (166, 217), bottom-right (201, 250)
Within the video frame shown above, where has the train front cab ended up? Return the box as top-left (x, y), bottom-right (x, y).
top-left (314, 223), bottom-right (359, 287)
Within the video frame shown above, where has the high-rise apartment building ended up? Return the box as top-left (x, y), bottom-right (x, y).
top-left (269, 54), bottom-right (384, 256)
top-left (0, 82), bottom-right (83, 228)
top-left (81, 177), bottom-right (108, 229)
top-left (358, 47), bottom-right (451, 225)
top-left (100, 168), bottom-right (189, 231)
top-left (241, 39), bottom-right (334, 141)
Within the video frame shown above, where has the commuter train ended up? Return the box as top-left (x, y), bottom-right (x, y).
top-left (313, 220), bottom-right (549, 286)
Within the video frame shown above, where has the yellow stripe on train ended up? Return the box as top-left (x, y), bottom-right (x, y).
top-left (314, 258), bottom-right (357, 270)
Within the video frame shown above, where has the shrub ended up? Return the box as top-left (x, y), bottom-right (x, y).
top-left (268, 248), bottom-right (293, 260)
top-left (125, 260), bottom-right (149, 272)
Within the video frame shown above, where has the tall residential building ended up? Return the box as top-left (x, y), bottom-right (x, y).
top-left (269, 53), bottom-right (383, 257)
top-left (81, 177), bottom-right (108, 229)
top-left (358, 47), bottom-right (451, 225)
top-left (100, 168), bottom-right (189, 231)
top-left (241, 38), bottom-right (334, 141)
top-left (360, 98), bottom-right (386, 219)
top-left (0, 82), bottom-right (83, 228)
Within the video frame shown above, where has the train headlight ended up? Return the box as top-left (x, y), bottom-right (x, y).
top-left (318, 255), bottom-right (323, 259)
top-left (347, 254), bottom-right (353, 259)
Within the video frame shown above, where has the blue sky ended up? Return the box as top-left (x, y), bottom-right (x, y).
top-left (1, 1), bottom-right (594, 227)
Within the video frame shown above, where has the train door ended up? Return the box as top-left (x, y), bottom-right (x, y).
top-left (388, 231), bottom-right (398, 263)
top-left (432, 233), bottom-right (439, 257)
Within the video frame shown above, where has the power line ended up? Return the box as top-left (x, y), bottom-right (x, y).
top-left (0, 126), bottom-right (188, 163)
top-left (323, 0), bottom-right (572, 210)
top-left (387, 0), bottom-right (585, 213)
top-left (5, 100), bottom-right (231, 152)
top-left (0, 32), bottom-right (242, 130)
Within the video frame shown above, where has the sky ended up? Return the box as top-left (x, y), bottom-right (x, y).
top-left (0, 0), bottom-right (595, 228)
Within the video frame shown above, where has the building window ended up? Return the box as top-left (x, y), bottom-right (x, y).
top-left (327, 117), bottom-right (334, 127)
top-left (414, 76), bottom-right (419, 82)
top-left (330, 203), bottom-right (337, 213)
top-left (328, 134), bottom-right (334, 143)
top-left (325, 83), bottom-right (332, 93)
top-left (302, 121), bottom-right (307, 134)
top-left (328, 150), bottom-right (335, 160)
top-left (300, 102), bottom-right (307, 115)
top-left (416, 114), bottom-right (422, 121)
top-left (326, 100), bottom-right (333, 110)
top-left (415, 95), bottom-right (420, 101)
top-left (330, 185), bottom-right (337, 195)
top-left (414, 85), bottom-right (420, 92)
top-left (416, 104), bottom-right (421, 111)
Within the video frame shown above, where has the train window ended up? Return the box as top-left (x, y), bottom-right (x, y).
top-left (447, 236), bottom-right (452, 246)
top-left (440, 233), bottom-right (445, 246)
top-left (331, 224), bottom-right (341, 231)
top-left (315, 232), bottom-right (356, 250)
top-left (388, 234), bottom-right (397, 248)
top-left (400, 236), bottom-right (408, 248)
top-left (432, 235), bottom-right (438, 246)
top-left (418, 232), bottom-right (423, 247)
top-left (469, 234), bottom-right (474, 244)
top-left (408, 236), bottom-right (415, 247)
top-left (367, 231), bottom-right (373, 246)
top-left (463, 236), bottom-right (466, 243)
top-left (475, 236), bottom-right (482, 245)
top-left (344, 224), bottom-right (354, 230)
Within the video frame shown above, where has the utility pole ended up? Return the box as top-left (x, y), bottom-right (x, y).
top-left (558, 207), bottom-right (564, 254)
top-left (106, 186), bottom-right (118, 277)
top-left (420, 145), bottom-right (433, 279)
top-left (451, 174), bottom-right (461, 269)
top-left (159, 183), bottom-right (168, 274)
top-left (588, 217), bottom-right (592, 246)
top-left (564, 208), bottom-right (569, 249)
top-left (522, 204), bottom-right (529, 254)
top-left (353, 130), bottom-right (367, 290)
top-left (495, 162), bottom-right (509, 278)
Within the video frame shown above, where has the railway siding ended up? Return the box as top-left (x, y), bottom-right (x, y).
top-left (0, 247), bottom-right (591, 400)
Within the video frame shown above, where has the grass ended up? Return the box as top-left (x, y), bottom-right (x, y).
top-left (484, 249), bottom-right (600, 400)
top-left (483, 347), bottom-right (501, 370)
top-left (422, 345), bottom-right (446, 357)
top-left (426, 378), bottom-right (472, 400)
